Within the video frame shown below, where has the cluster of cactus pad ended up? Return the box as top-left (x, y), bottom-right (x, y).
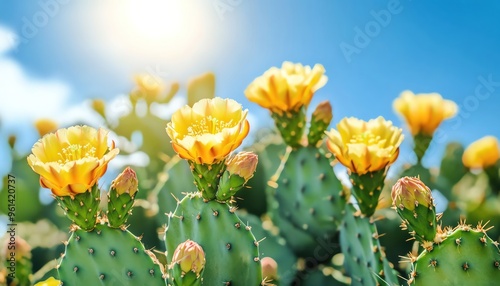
top-left (2, 66), bottom-right (500, 286)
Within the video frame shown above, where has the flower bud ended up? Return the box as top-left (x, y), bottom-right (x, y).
top-left (34, 118), bottom-right (58, 137)
top-left (225, 151), bottom-right (258, 182)
top-left (391, 176), bottom-right (437, 243)
top-left (111, 167), bottom-right (138, 197)
top-left (172, 240), bottom-right (206, 277)
top-left (391, 176), bottom-right (433, 211)
top-left (91, 99), bottom-right (106, 118)
top-left (261, 257), bottom-right (278, 281)
top-left (311, 100), bottom-right (333, 125)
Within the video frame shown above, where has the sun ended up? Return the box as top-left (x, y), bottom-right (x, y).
top-left (126, 0), bottom-right (185, 42)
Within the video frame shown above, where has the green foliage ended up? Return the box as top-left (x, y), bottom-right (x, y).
top-left (164, 193), bottom-right (262, 285)
top-left (339, 204), bottom-right (399, 286)
top-left (57, 224), bottom-right (165, 285)
top-left (408, 224), bottom-right (500, 286)
top-left (266, 146), bottom-right (346, 258)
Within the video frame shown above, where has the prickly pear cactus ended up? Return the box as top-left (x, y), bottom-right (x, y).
top-left (340, 204), bottom-right (399, 286)
top-left (267, 146), bottom-right (346, 257)
top-left (57, 223), bottom-right (165, 285)
top-left (406, 222), bottom-right (500, 286)
top-left (165, 193), bottom-right (262, 285)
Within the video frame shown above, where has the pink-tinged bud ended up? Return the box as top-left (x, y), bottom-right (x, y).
top-left (172, 240), bottom-right (206, 277)
top-left (311, 100), bottom-right (333, 124)
top-left (261, 257), bottom-right (278, 281)
top-left (391, 176), bottom-right (433, 211)
top-left (391, 176), bottom-right (437, 243)
top-left (111, 167), bottom-right (138, 197)
top-left (225, 152), bottom-right (259, 182)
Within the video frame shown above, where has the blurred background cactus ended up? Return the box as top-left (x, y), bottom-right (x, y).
top-left (1, 61), bottom-right (500, 285)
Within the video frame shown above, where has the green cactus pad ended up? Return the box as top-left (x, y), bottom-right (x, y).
top-left (165, 193), bottom-right (262, 285)
top-left (189, 161), bottom-right (226, 200)
top-left (267, 146), bottom-right (346, 257)
top-left (237, 211), bottom-right (298, 285)
top-left (409, 223), bottom-right (500, 286)
top-left (340, 204), bottom-right (399, 286)
top-left (57, 223), bottom-right (165, 285)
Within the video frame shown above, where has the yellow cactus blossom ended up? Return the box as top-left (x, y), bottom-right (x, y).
top-left (131, 74), bottom-right (164, 102)
top-left (325, 116), bottom-right (404, 175)
top-left (166, 97), bottom-right (250, 164)
top-left (34, 277), bottom-right (62, 286)
top-left (462, 136), bottom-right (500, 169)
top-left (27, 126), bottom-right (119, 197)
top-left (34, 118), bottom-right (58, 137)
top-left (393, 90), bottom-right (458, 136)
top-left (245, 61), bottom-right (327, 114)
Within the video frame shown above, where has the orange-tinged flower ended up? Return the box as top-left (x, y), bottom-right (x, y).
top-left (27, 126), bottom-right (119, 197)
top-left (393, 90), bottom-right (458, 136)
top-left (166, 97), bottom-right (250, 164)
top-left (325, 116), bottom-right (404, 175)
top-left (34, 118), bottom-right (58, 137)
top-left (245, 61), bottom-right (327, 114)
top-left (462, 136), bottom-right (500, 169)
top-left (34, 277), bottom-right (62, 286)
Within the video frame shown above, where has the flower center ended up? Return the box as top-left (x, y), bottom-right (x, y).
top-left (57, 143), bottom-right (97, 164)
top-left (350, 132), bottom-right (381, 145)
top-left (187, 116), bottom-right (234, 136)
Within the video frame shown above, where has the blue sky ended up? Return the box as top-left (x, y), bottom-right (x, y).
top-left (1, 0), bottom-right (500, 174)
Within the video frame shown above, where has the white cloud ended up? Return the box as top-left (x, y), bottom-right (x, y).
top-left (0, 25), bottom-right (71, 126)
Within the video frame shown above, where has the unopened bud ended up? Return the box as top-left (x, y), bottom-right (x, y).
top-left (391, 176), bottom-right (437, 243)
top-left (391, 176), bottom-right (433, 211)
top-left (172, 240), bottom-right (206, 277)
top-left (311, 100), bottom-right (333, 125)
top-left (8, 134), bottom-right (16, 149)
top-left (91, 99), bottom-right (106, 118)
top-left (261, 257), bottom-right (278, 281)
top-left (34, 119), bottom-right (58, 137)
top-left (111, 167), bottom-right (138, 197)
top-left (308, 101), bottom-right (333, 146)
top-left (225, 151), bottom-right (258, 182)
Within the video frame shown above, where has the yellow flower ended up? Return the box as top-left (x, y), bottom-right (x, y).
top-left (245, 61), bottom-right (327, 114)
top-left (325, 116), bottom-right (404, 175)
top-left (34, 118), bottom-right (58, 137)
top-left (34, 277), bottom-right (62, 286)
top-left (166, 97), bottom-right (250, 164)
top-left (393, 90), bottom-right (458, 136)
top-left (27, 126), bottom-right (119, 197)
top-left (131, 74), bottom-right (164, 102)
top-left (462, 136), bottom-right (500, 169)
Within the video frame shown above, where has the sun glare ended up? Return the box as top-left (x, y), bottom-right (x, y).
top-left (126, 0), bottom-right (184, 41)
